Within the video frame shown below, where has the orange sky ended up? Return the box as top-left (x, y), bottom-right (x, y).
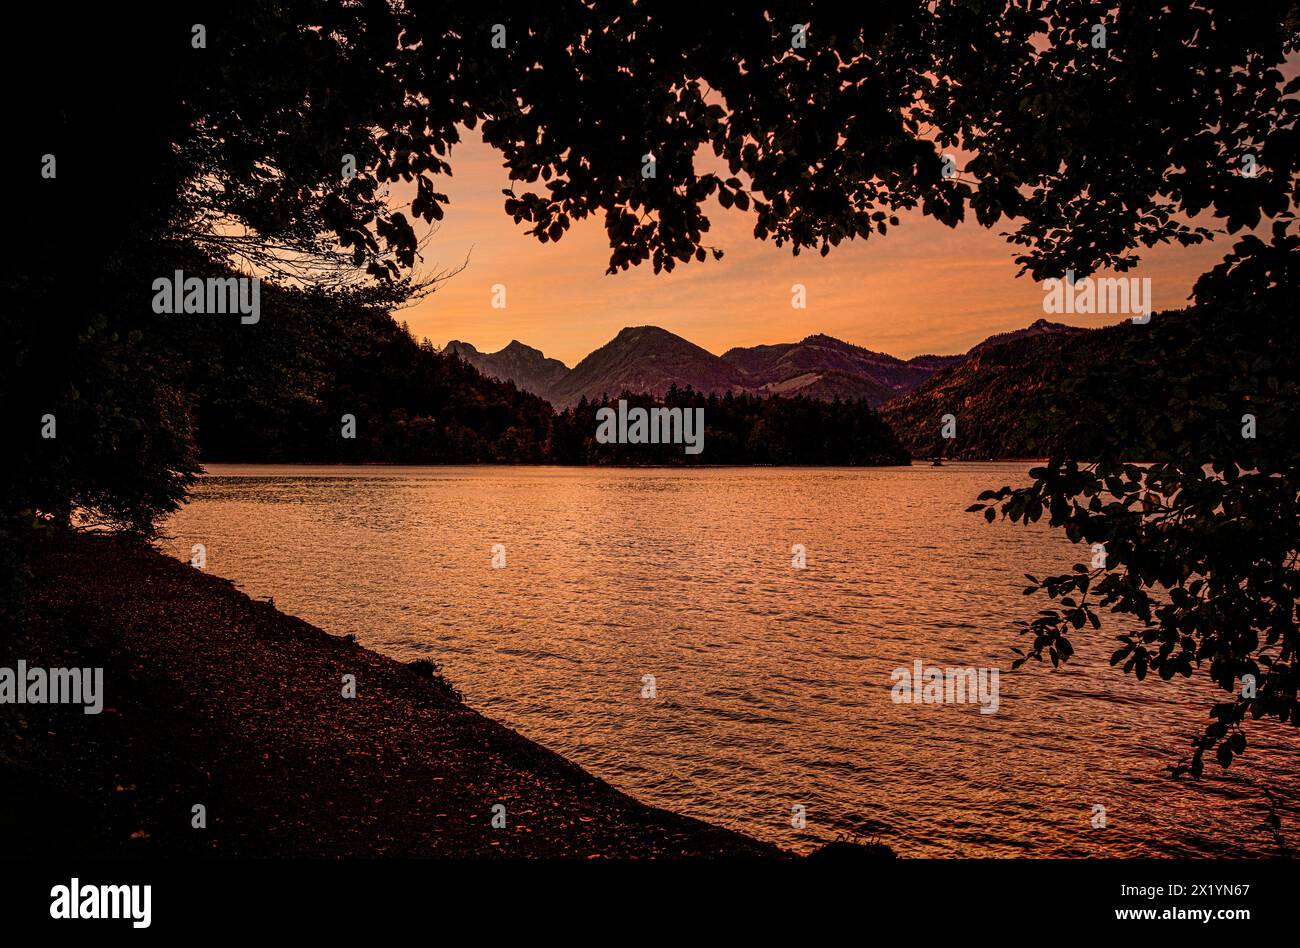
top-left (397, 135), bottom-right (1237, 368)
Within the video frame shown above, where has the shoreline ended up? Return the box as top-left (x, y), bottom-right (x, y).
top-left (3, 531), bottom-right (793, 858)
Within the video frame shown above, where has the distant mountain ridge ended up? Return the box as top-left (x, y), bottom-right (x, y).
top-left (966, 317), bottom-right (1081, 355)
top-left (444, 339), bottom-right (570, 398)
top-left (444, 319), bottom-right (1078, 408)
top-left (879, 321), bottom-right (1099, 458)
top-left (879, 306), bottom-right (1263, 461)
top-left (548, 326), bottom-right (749, 406)
top-left (721, 333), bottom-right (963, 404)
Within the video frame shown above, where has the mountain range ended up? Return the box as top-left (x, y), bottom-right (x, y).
top-left (444, 318), bottom-right (1077, 409)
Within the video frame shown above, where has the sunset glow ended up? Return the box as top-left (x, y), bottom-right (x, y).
top-left (407, 136), bottom-right (1236, 365)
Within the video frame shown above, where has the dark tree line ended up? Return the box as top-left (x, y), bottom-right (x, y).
top-left (552, 388), bottom-right (910, 466)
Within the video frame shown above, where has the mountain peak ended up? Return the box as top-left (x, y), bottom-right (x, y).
top-left (968, 319), bottom-right (1080, 355)
top-left (549, 325), bottom-right (745, 405)
top-left (614, 325), bottom-right (680, 341)
top-left (442, 338), bottom-right (569, 399)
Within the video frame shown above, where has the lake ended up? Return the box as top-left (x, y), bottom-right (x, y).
top-left (160, 463), bottom-right (1298, 856)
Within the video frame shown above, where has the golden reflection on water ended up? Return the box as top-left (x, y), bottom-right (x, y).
top-left (162, 463), bottom-right (1299, 856)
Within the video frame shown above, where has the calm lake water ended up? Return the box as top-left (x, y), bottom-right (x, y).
top-left (161, 463), bottom-right (1298, 857)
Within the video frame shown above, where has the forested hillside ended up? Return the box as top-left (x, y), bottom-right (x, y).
top-left (167, 282), bottom-right (557, 463)
top-left (880, 309), bottom-right (1211, 460)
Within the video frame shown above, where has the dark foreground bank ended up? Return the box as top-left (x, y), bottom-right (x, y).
top-left (1, 530), bottom-right (784, 858)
